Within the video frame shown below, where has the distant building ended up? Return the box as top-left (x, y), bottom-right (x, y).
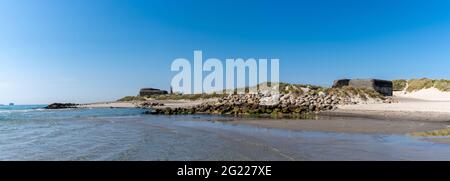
top-left (332, 79), bottom-right (393, 96)
top-left (139, 88), bottom-right (168, 97)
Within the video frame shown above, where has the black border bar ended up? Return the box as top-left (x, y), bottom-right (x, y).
top-left (0, 161), bottom-right (449, 179)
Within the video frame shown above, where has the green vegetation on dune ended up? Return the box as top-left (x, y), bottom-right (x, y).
top-left (118, 82), bottom-right (387, 102)
top-left (410, 127), bottom-right (450, 137)
top-left (433, 79), bottom-right (450, 92)
top-left (395, 78), bottom-right (450, 92)
top-left (392, 79), bottom-right (407, 91)
top-left (149, 93), bottom-right (225, 100)
top-left (281, 83), bottom-right (384, 100)
top-left (279, 82), bottom-right (326, 94)
top-left (117, 96), bottom-right (147, 102)
top-left (406, 78), bottom-right (435, 92)
top-left (327, 86), bottom-right (385, 100)
top-left (118, 93), bottom-right (227, 102)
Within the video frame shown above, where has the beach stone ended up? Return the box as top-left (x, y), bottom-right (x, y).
top-left (45, 103), bottom-right (78, 109)
top-left (145, 81), bottom-right (390, 116)
top-left (260, 94), bottom-right (280, 106)
top-left (318, 91), bottom-right (326, 97)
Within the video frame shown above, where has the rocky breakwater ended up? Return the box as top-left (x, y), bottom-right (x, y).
top-left (147, 85), bottom-right (393, 116)
top-left (45, 103), bottom-right (79, 109)
top-left (137, 102), bottom-right (165, 108)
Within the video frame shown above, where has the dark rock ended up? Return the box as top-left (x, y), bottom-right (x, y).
top-left (139, 88), bottom-right (168, 97)
top-left (332, 79), bottom-right (351, 88)
top-left (333, 79), bottom-right (393, 96)
top-left (45, 103), bottom-right (78, 109)
top-left (138, 102), bottom-right (165, 108)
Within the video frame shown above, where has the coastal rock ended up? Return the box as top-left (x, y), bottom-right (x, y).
top-left (45, 103), bottom-right (78, 109)
top-left (137, 102), bottom-right (165, 108)
top-left (147, 82), bottom-right (392, 116)
top-left (260, 94), bottom-right (280, 106)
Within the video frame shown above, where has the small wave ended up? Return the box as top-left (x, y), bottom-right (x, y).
top-left (0, 109), bottom-right (46, 114)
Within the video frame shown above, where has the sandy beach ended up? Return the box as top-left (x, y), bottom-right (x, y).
top-left (330, 90), bottom-right (450, 122)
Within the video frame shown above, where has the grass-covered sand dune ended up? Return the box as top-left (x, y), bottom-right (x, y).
top-left (117, 82), bottom-right (386, 102)
top-left (393, 78), bottom-right (450, 92)
top-left (392, 78), bottom-right (450, 101)
top-left (119, 79), bottom-right (450, 102)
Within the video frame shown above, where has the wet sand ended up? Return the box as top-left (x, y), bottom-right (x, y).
top-left (228, 116), bottom-right (447, 134)
top-left (320, 109), bottom-right (450, 122)
top-left (4, 106), bottom-right (450, 160)
top-left (5, 113), bottom-right (450, 161)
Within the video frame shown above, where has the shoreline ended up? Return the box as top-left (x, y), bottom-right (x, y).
top-left (223, 115), bottom-right (447, 135)
top-left (78, 95), bottom-right (450, 137)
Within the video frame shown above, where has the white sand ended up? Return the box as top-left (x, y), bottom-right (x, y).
top-left (394, 87), bottom-right (450, 101)
top-left (338, 101), bottom-right (450, 113)
top-left (338, 88), bottom-right (450, 114)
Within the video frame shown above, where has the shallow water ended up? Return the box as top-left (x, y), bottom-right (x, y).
top-left (0, 105), bottom-right (449, 161)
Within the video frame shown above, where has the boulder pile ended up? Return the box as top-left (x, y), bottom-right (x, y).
top-left (45, 103), bottom-right (78, 109)
top-left (147, 85), bottom-right (394, 116)
top-left (138, 102), bottom-right (165, 108)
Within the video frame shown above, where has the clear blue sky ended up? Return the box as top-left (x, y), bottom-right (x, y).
top-left (2, 0), bottom-right (450, 104)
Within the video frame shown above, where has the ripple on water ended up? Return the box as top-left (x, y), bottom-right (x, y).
top-left (2, 108), bottom-right (450, 160)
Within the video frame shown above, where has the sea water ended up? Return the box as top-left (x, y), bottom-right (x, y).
top-left (1, 105), bottom-right (450, 161)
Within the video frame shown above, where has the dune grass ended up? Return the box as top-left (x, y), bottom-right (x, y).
top-left (406, 78), bottom-right (434, 92)
top-left (410, 127), bottom-right (450, 137)
top-left (149, 93), bottom-right (225, 100)
top-left (392, 79), bottom-right (407, 91)
top-left (118, 82), bottom-right (387, 102)
top-left (434, 79), bottom-right (450, 92)
top-left (117, 96), bottom-right (147, 102)
top-left (402, 78), bottom-right (450, 92)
